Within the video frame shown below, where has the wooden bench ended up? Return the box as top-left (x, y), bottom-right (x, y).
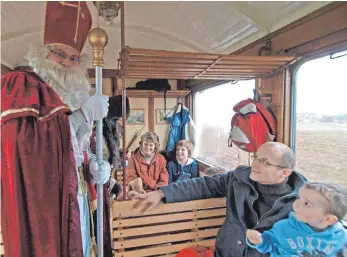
top-left (111, 197), bottom-right (226, 257)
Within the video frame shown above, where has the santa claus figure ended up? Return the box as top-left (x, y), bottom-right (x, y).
top-left (1, 2), bottom-right (111, 257)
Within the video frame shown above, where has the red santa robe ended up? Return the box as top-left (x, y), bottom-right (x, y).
top-left (1, 71), bottom-right (83, 257)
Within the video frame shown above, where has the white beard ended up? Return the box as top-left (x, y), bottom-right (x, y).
top-left (26, 45), bottom-right (90, 111)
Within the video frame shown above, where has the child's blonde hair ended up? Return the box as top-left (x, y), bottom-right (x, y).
top-left (176, 140), bottom-right (194, 157)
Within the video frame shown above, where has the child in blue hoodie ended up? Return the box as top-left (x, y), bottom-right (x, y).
top-left (167, 140), bottom-right (199, 183)
top-left (246, 181), bottom-right (347, 257)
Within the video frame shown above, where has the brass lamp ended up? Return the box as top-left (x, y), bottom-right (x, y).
top-left (93, 1), bottom-right (120, 24)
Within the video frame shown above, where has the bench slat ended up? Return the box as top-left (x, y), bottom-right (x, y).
top-left (197, 217), bottom-right (225, 228)
top-left (114, 231), bottom-right (196, 249)
top-left (196, 208), bottom-right (226, 219)
top-left (113, 218), bottom-right (224, 238)
top-left (113, 198), bottom-right (226, 218)
top-left (113, 228), bottom-right (219, 249)
top-left (114, 239), bottom-right (215, 257)
top-left (113, 208), bottom-right (226, 228)
top-left (113, 211), bottom-right (193, 228)
top-left (114, 220), bottom-right (196, 238)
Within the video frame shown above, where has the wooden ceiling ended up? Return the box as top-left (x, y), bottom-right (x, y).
top-left (118, 47), bottom-right (296, 80)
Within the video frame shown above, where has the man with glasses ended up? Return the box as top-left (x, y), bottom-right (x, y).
top-left (1, 2), bottom-right (110, 257)
top-left (132, 142), bottom-right (306, 257)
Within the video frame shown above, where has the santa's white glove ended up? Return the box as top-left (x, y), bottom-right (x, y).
top-left (81, 95), bottom-right (109, 126)
top-left (90, 160), bottom-right (111, 184)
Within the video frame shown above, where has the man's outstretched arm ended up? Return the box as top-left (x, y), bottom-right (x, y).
top-left (132, 171), bottom-right (235, 213)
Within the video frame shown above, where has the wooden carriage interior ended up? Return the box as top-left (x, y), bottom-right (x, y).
top-left (1, 1), bottom-right (347, 257)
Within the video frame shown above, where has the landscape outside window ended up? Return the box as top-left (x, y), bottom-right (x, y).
top-left (194, 80), bottom-right (255, 170)
top-left (295, 52), bottom-right (347, 189)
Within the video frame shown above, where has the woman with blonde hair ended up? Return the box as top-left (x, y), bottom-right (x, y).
top-left (125, 132), bottom-right (168, 193)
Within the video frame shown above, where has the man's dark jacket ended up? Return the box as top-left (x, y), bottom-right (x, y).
top-left (161, 166), bottom-right (306, 257)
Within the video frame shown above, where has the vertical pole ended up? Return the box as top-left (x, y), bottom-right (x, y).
top-left (120, 1), bottom-right (125, 50)
top-left (95, 66), bottom-right (104, 257)
top-left (122, 86), bottom-right (127, 200)
top-left (120, 1), bottom-right (127, 200)
top-left (89, 4), bottom-right (108, 256)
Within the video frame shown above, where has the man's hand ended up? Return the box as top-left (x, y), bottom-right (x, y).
top-left (81, 95), bottom-right (109, 126)
top-left (90, 160), bottom-right (111, 184)
top-left (132, 190), bottom-right (165, 213)
top-left (246, 229), bottom-right (262, 245)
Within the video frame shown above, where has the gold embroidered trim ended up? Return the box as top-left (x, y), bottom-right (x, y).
top-left (38, 106), bottom-right (70, 120)
top-left (0, 106), bottom-right (70, 121)
top-left (1, 107), bottom-right (39, 119)
top-left (75, 2), bottom-right (81, 43)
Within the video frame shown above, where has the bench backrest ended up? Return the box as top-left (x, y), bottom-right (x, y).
top-left (111, 197), bottom-right (226, 257)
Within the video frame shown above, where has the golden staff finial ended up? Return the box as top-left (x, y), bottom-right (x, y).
top-left (88, 1), bottom-right (108, 67)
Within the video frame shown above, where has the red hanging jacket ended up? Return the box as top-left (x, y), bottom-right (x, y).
top-left (228, 98), bottom-right (277, 152)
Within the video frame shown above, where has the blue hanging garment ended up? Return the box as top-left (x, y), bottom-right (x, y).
top-left (165, 104), bottom-right (196, 154)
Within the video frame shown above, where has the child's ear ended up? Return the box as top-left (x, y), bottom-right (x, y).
top-left (324, 214), bottom-right (338, 226)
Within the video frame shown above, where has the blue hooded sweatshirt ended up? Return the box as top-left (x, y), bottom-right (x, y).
top-left (247, 211), bottom-right (347, 257)
top-left (167, 158), bottom-right (199, 183)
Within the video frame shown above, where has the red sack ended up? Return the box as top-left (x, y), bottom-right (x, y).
top-left (228, 98), bottom-right (276, 152)
top-left (175, 247), bottom-right (214, 257)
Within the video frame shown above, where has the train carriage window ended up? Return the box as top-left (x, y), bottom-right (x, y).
top-left (292, 51), bottom-right (347, 190)
top-left (194, 80), bottom-right (255, 170)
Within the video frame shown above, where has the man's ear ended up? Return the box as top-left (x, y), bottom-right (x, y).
top-left (281, 168), bottom-right (292, 178)
top-left (324, 214), bottom-right (338, 226)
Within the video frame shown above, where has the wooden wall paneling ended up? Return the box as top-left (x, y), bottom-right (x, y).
top-left (283, 68), bottom-right (292, 146)
top-left (257, 71), bottom-right (285, 143)
top-left (148, 97), bottom-right (154, 132)
top-left (274, 71), bottom-right (285, 143)
top-left (112, 77), bottom-right (118, 96)
top-left (177, 79), bottom-right (188, 90)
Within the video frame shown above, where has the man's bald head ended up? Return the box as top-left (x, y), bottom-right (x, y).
top-left (262, 142), bottom-right (296, 170)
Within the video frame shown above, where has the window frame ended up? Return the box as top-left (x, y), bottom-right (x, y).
top-left (290, 48), bottom-right (347, 151)
top-left (191, 80), bottom-right (255, 169)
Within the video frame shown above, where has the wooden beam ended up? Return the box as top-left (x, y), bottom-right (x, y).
top-left (286, 28), bottom-right (347, 56)
top-left (232, 2), bottom-right (347, 56)
top-left (14, 66), bottom-right (32, 72)
top-left (128, 47), bottom-right (221, 60)
top-left (1, 64), bottom-right (13, 75)
top-left (232, 2), bottom-right (347, 55)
